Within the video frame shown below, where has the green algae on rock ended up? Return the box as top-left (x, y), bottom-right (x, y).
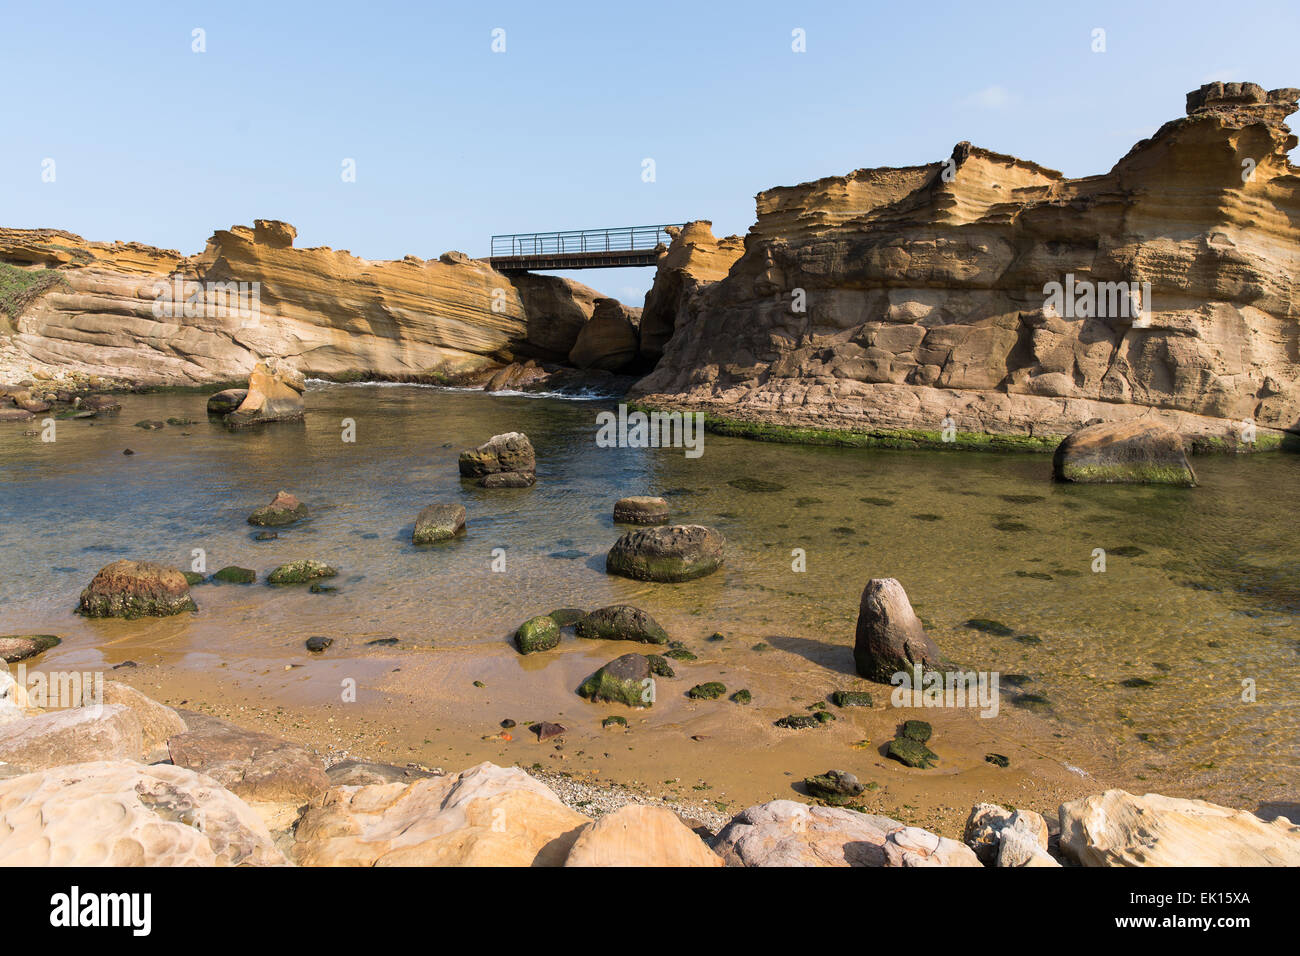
top-left (803, 770), bottom-right (865, 806)
top-left (577, 653), bottom-right (655, 708)
top-left (831, 690), bottom-right (873, 708)
top-left (77, 560), bottom-right (197, 618)
top-left (574, 606), bottom-right (669, 644)
top-left (686, 681), bottom-right (726, 700)
top-left (267, 560), bottom-right (338, 585)
top-left (0, 635), bottom-right (61, 664)
top-left (606, 524), bottom-right (725, 583)
top-left (213, 566), bottom-right (256, 584)
top-left (1053, 420), bottom-right (1196, 486)
top-left (248, 491), bottom-right (308, 526)
top-left (514, 614), bottom-right (560, 655)
top-left (412, 503), bottom-right (467, 544)
top-left (888, 736), bottom-right (938, 769)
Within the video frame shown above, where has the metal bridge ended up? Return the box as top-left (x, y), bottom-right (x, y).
top-left (487, 223), bottom-right (684, 272)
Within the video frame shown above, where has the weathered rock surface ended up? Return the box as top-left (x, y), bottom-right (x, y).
top-left (639, 221), bottom-right (745, 363)
top-left (458, 432), bottom-right (536, 487)
top-left (853, 578), bottom-right (942, 683)
top-left (1059, 789), bottom-right (1300, 866)
top-left (267, 559), bottom-right (337, 584)
top-left (884, 825), bottom-right (983, 867)
top-left (291, 762), bottom-right (590, 866)
top-left (1053, 420), bottom-right (1196, 485)
top-left (325, 761), bottom-right (438, 788)
top-left (515, 614), bottom-right (560, 655)
top-left (0, 760), bottom-right (286, 866)
top-left (206, 388), bottom-right (247, 415)
top-left (0, 634), bottom-right (60, 664)
top-left (248, 490), bottom-right (308, 526)
top-left (102, 681), bottom-right (187, 760)
top-left (712, 800), bottom-right (905, 866)
top-left (633, 83), bottom-right (1300, 446)
top-left (0, 220), bottom-right (607, 388)
top-left (565, 805), bottom-right (723, 866)
top-left (167, 711), bottom-right (330, 830)
top-left (412, 503), bottom-right (467, 544)
top-left (0, 704), bottom-right (144, 769)
top-left (613, 495), bottom-right (670, 525)
top-left (965, 803), bottom-right (1054, 866)
top-left (606, 524), bottom-right (725, 582)
top-left (569, 297), bottom-right (641, 371)
top-left (574, 605), bottom-right (669, 644)
top-left (78, 560), bottom-right (197, 618)
top-left (225, 358), bottom-right (305, 427)
top-left (577, 653), bottom-right (656, 707)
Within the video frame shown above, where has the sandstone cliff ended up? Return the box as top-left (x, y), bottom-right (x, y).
top-left (0, 221), bottom-right (607, 387)
top-left (633, 82), bottom-right (1300, 445)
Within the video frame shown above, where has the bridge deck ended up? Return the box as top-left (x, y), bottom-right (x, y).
top-left (487, 224), bottom-right (683, 272)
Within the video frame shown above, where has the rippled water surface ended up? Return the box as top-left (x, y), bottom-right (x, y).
top-left (1, 383), bottom-right (1297, 801)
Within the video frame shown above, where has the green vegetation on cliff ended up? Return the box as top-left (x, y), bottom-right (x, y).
top-left (0, 262), bottom-right (68, 321)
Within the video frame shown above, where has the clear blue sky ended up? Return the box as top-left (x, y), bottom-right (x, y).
top-left (3, 0), bottom-right (1297, 304)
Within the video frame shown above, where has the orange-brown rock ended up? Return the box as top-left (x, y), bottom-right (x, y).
top-left (639, 221), bottom-right (744, 362)
top-left (634, 82), bottom-right (1300, 446)
top-left (569, 297), bottom-right (642, 371)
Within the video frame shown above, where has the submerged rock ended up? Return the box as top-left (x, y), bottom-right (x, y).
top-left (213, 566), bottom-right (256, 584)
top-left (0, 635), bottom-right (61, 664)
top-left (267, 560), bottom-right (337, 584)
top-left (1053, 420), bottom-right (1196, 486)
top-left (412, 503), bottom-right (467, 544)
top-left (77, 560), bottom-right (197, 618)
top-left (606, 524), bottom-right (725, 582)
top-left (574, 605), bottom-right (669, 644)
top-left (577, 653), bottom-right (655, 707)
top-left (613, 495), bottom-right (669, 525)
top-left (888, 736), bottom-right (938, 769)
top-left (852, 578), bottom-right (942, 683)
top-left (248, 490), bottom-right (308, 526)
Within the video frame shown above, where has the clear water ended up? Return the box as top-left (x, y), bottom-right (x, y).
top-left (1, 383), bottom-right (1296, 805)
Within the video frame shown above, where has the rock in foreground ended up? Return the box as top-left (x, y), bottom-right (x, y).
top-left (852, 578), bottom-right (941, 683)
top-left (77, 560), bottom-right (197, 618)
top-left (574, 605), bottom-right (669, 644)
top-left (458, 432), bottom-right (536, 488)
top-left (606, 524), bottom-right (725, 582)
top-left (565, 805), bottom-right (722, 866)
top-left (1053, 420), bottom-right (1196, 486)
top-left (712, 800), bottom-right (907, 866)
top-left (577, 653), bottom-right (655, 707)
top-left (1059, 789), bottom-right (1300, 866)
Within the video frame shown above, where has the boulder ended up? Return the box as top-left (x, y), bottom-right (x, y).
top-left (248, 490), bottom-right (308, 526)
top-left (606, 524), bottom-right (725, 582)
top-left (712, 800), bottom-right (905, 866)
top-left (458, 432), bottom-right (535, 480)
top-left (565, 805), bottom-right (723, 867)
top-left (212, 566), bottom-right (256, 584)
top-left (292, 762), bottom-right (591, 866)
top-left (964, 803), bottom-right (1052, 865)
top-left (568, 298), bottom-right (640, 371)
top-left (0, 704), bottom-right (144, 769)
top-left (77, 560), bottom-right (197, 618)
top-left (884, 826), bottom-right (983, 867)
top-left (325, 761), bottom-right (438, 787)
top-left (267, 560), bottom-right (337, 584)
top-left (102, 682), bottom-right (187, 760)
top-left (224, 359), bottom-right (305, 428)
top-left (852, 578), bottom-right (942, 683)
top-left (0, 634), bottom-right (61, 664)
top-left (206, 388), bottom-right (248, 416)
top-left (577, 654), bottom-right (655, 708)
top-left (412, 503), bottom-right (467, 544)
top-left (1059, 789), bottom-right (1300, 866)
top-left (574, 605), bottom-right (669, 644)
top-left (167, 711), bottom-right (330, 830)
top-left (803, 770), bottom-right (865, 806)
top-left (0, 760), bottom-right (286, 866)
top-left (515, 615), bottom-right (560, 655)
top-left (613, 495), bottom-right (670, 525)
top-left (1053, 420), bottom-right (1196, 486)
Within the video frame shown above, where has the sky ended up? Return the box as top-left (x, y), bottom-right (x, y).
top-left (3, 0), bottom-right (1298, 304)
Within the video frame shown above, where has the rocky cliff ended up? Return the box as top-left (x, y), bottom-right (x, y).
top-left (633, 82), bottom-right (1300, 446)
top-left (0, 221), bottom-right (606, 387)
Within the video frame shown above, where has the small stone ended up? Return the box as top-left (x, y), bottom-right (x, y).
top-left (900, 720), bottom-right (932, 743)
top-left (601, 716), bottom-right (628, 730)
top-left (804, 770), bottom-right (864, 805)
top-left (533, 721), bottom-right (565, 742)
top-left (831, 690), bottom-right (873, 708)
top-left (267, 560), bottom-right (337, 585)
top-left (775, 714), bottom-right (820, 730)
top-left (515, 615), bottom-right (560, 655)
top-left (305, 636), bottom-right (332, 653)
top-left (888, 736), bottom-right (938, 769)
top-left (248, 491), bottom-right (308, 527)
top-left (686, 682), bottom-right (725, 700)
top-left (730, 689), bottom-right (751, 705)
top-left (213, 566), bottom-right (256, 584)
top-left (986, 753), bottom-right (1010, 768)
top-left (412, 503), bottom-right (467, 544)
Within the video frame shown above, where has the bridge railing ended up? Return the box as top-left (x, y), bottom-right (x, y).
top-left (490, 224), bottom-right (685, 259)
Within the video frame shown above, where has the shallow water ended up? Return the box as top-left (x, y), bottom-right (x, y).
top-left (1, 383), bottom-right (1297, 805)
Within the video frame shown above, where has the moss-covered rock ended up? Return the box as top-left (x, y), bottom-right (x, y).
top-left (985, 753), bottom-right (1010, 768)
top-left (248, 491), bottom-right (308, 527)
top-left (665, 641), bottom-right (697, 661)
top-left (548, 608), bottom-right (586, 627)
top-left (646, 655), bottom-right (675, 678)
top-left (182, 571), bottom-right (205, 586)
top-left (602, 715), bottom-right (628, 730)
top-left (574, 605), bottom-right (669, 644)
top-left (831, 690), bottom-right (873, 708)
top-left (775, 714), bottom-right (821, 730)
top-left (605, 525), bottom-right (725, 583)
top-left (0, 634), bottom-right (61, 664)
top-left (900, 719), bottom-right (932, 743)
top-left (803, 770), bottom-right (865, 806)
top-left (730, 689), bottom-right (751, 705)
top-left (412, 503), bottom-right (467, 544)
top-left (213, 566), bottom-right (256, 584)
top-left (267, 560), bottom-right (338, 585)
top-left (888, 736), bottom-right (938, 768)
top-left (77, 560), bottom-right (197, 618)
top-left (577, 654), bottom-right (655, 707)
top-left (686, 681), bottom-right (726, 700)
top-left (1053, 420), bottom-right (1196, 486)
top-left (515, 615), bottom-right (560, 654)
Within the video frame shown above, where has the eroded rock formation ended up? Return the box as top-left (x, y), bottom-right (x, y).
top-left (0, 220), bottom-right (607, 387)
top-left (633, 83), bottom-right (1300, 445)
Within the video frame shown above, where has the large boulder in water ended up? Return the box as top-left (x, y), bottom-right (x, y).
top-left (458, 432), bottom-right (536, 487)
top-left (852, 578), bottom-right (941, 683)
top-left (225, 359), bottom-right (305, 428)
top-left (77, 560), bottom-right (198, 618)
top-left (606, 525), bottom-right (724, 582)
top-left (613, 496), bottom-right (669, 525)
top-left (577, 653), bottom-right (655, 707)
top-left (1053, 420), bottom-right (1195, 486)
top-left (248, 490), bottom-right (308, 526)
top-left (207, 388), bottom-right (248, 416)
